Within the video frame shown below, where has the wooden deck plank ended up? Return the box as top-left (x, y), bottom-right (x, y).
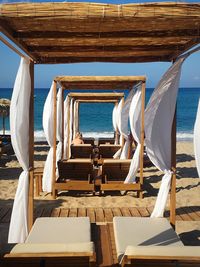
top-left (108, 223), bottom-right (118, 266)
top-left (137, 207), bottom-right (150, 217)
top-left (0, 207), bottom-right (10, 222)
top-left (120, 207), bottom-right (131, 217)
top-left (68, 208), bottom-right (78, 217)
top-left (183, 207), bottom-right (200, 221)
top-left (33, 208), bottom-right (44, 221)
top-left (78, 207), bottom-right (87, 217)
top-left (112, 207), bottom-right (122, 217)
top-left (40, 207), bottom-right (53, 217)
top-left (190, 206), bottom-right (200, 219)
top-left (129, 207), bottom-right (141, 217)
top-left (1, 208), bottom-right (11, 223)
top-left (104, 208), bottom-right (113, 222)
top-left (178, 207), bottom-right (194, 221)
top-left (87, 208), bottom-right (96, 223)
top-left (59, 208), bottom-right (69, 217)
top-left (95, 208), bottom-right (105, 223)
top-left (51, 208), bottom-right (61, 217)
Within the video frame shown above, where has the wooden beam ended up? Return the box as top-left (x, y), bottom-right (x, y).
top-left (28, 60), bottom-right (34, 232)
top-left (52, 81), bottom-right (57, 199)
top-left (0, 20), bottom-right (37, 61)
top-left (16, 28), bottom-right (200, 39)
top-left (36, 55), bottom-right (171, 64)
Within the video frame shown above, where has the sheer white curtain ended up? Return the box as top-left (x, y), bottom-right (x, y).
top-left (113, 99), bottom-right (123, 158)
top-left (120, 89), bottom-right (135, 159)
top-left (56, 88), bottom-right (63, 164)
top-left (8, 57), bottom-right (31, 243)
top-left (63, 95), bottom-right (69, 159)
top-left (73, 101), bottom-right (79, 139)
top-left (124, 84), bottom-right (142, 183)
top-left (145, 57), bottom-right (185, 217)
top-left (194, 99), bottom-right (200, 178)
top-left (112, 104), bottom-right (118, 144)
top-left (42, 82), bottom-right (54, 193)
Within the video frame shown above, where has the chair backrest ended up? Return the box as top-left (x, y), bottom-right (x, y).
top-left (98, 138), bottom-right (115, 145)
top-left (71, 144), bottom-right (93, 158)
top-left (99, 144), bottom-right (121, 158)
top-left (102, 159), bottom-right (131, 181)
top-left (57, 159), bottom-right (93, 180)
top-left (82, 138), bottom-right (95, 146)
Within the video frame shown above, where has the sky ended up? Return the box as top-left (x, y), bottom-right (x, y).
top-left (0, 0), bottom-right (200, 89)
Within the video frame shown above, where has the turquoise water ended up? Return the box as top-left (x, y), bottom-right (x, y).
top-left (0, 87), bottom-right (200, 140)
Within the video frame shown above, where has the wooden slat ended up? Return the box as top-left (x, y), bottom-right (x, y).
top-left (1, 208), bottom-right (12, 223)
top-left (86, 208), bottom-right (96, 223)
top-left (112, 207), bottom-right (122, 217)
top-left (51, 208), bottom-right (61, 217)
top-left (182, 207), bottom-right (200, 221)
top-left (104, 208), bottom-right (113, 222)
top-left (0, 207), bottom-right (10, 221)
top-left (78, 208), bottom-right (87, 217)
top-left (95, 208), bottom-right (105, 223)
top-left (68, 208), bottom-right (78, 217)
top-left (137, 207), bottom-right (150, 217)
top-left (59, 208), bottom-right (69, 217)
top-left (129, 207), bottom-right (142, 217)
top-left (40, 207), bottom-right (52, 217)
top-left (33, 208), bottom-right (44, 221)
top-left (120, 207), bottom-right (131, 217)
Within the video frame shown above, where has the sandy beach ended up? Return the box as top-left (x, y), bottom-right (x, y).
top-left (0, 141), bottom-right (200, 245)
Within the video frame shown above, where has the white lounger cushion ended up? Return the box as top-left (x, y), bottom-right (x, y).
top-left (10, 242), bottom-right (94, 254)
top-left (25, 217), bottom-right (91, 244)
top-left (113, 217), bottom-right (183, 261)
top-left (125, 245), bottom-right (200, 259)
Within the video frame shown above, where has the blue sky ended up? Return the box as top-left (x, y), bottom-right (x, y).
top-left (0, 0), bottom-right (200, 89)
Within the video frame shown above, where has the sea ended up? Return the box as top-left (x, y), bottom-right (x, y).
top-left (0, 87), bottom-right (200, 142)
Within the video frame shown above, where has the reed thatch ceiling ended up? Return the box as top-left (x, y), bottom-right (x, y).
top-left (0, 2), bottom-right (200, 64)
top-left (68, 92), bottom-right (124, 102)
top-left (55, 76), bottom-right (145, 89)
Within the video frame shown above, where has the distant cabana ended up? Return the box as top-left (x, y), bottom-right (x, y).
top-left (47, 76), bottom-right (146, 198)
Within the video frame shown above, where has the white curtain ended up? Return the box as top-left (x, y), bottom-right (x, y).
top-left (194, 99), bottom-right (200, 178)
top-left (145, 57), bottom-right (185, 218)
top-left (56, 88), bottom-right (63, 164)
top-left (63, 95), bottom-right (69, 159)
top-left (68, 98), bottom-right (74, 159)
top-left (73, 101), bottom-right (79, 139)
top-left (124, 84), bottom-right (142, 183)
top-left (112, 103), bottom-right (118, 144)
top-left (8, 57), bottom-right (31, 243)
top-left (120, 89), bottom-right (135, 159)
top-left (42, 82), bottom-right (55, 193)
top-left (113, 99), bottom-right (124, 158)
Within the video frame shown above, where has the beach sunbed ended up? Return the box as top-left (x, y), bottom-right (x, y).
top-left (55, 159), bottom-right (94, 195)
top-left (99, 144), bottom-right (121, 159)
top-left (71, 144), bottom-right (93, 158)
top-left (34, 167), bottom-right (44, 197)
top-left (101, 159), bottom-right (140, 192)
top-left (113, 217), bottom-right (200, 266)
top-left (4, 217), bottom-right (95, 267)
top-left (98, 137), bottom-right (115, 145)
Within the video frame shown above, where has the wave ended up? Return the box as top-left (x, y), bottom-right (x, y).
top-left (2, 130), bottom-right (194, 141)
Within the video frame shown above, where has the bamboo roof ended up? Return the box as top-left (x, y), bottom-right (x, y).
top-left (68, 92), bottom-right (124, 102)
top-left (55, 76), bottom-right (145, 89)
top-left (0, 2), bottom-right (200, 64)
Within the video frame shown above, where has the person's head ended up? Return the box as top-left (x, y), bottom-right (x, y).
top-left (75, 132), bottom-right (82, 139)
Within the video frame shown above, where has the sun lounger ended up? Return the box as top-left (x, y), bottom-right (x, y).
top-left (113, 217), bottom-right (200, 266)
top-left (71, 144), bottom-right (93, 158)
top-left (98, 137), bottom-right (115, 145)
top-left (99, 144), bottom-right (121, 158)
top-left (55, 159), bottom-right (94, 195)
top-left (4, 217), bottom-right (95, 267)
top-left (101, 159), bottom-right (140, 192)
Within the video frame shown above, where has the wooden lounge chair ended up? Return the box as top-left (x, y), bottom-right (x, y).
top-left (34, 167), bottom-right (43, 197)
top-left (55, 159), bottom-right (94, 194)
top-left (113, 217), bottom-right (200, 266)
top-left (82, 137), bottom-right (95, 146)
top-left (101, 159), bottom-right (140, 192)
top-left (98, 137), bottom-right (115, 145)
top-left (4, 217), bottom-right (95, 267)
top-left (71, 144), bottom-right (93, 158)
top-left (99, 144), bottom-right (121, 159)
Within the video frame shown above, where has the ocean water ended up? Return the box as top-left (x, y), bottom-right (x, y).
top-left (0, 87), bottom-right (200, 141)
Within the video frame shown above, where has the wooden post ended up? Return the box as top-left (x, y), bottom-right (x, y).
top-left (28, 60), bottom-right (34, 232)
top-left (52, 81), bottom-right (57, 199)
top-left (139, 81), bottom-right (146, 199)
top-left (61, 88), bottom-right (64, 159)
top-left (170, 109), bottom-right (176, 228)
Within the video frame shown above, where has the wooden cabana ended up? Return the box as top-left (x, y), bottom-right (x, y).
top-left (1, 1), bottom-right (200, 233)
top-left (52, 76), bottom-right (146, 198)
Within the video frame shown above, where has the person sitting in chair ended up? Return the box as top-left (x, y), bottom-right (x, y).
top-left (71, 132), bottom-right (84, 145)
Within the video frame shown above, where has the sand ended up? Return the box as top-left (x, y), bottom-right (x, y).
top-left (0, 141), bottom-right (200, 245)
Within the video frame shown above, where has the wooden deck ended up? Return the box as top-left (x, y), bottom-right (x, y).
top-left (1, 206), bottom-right (200, 266)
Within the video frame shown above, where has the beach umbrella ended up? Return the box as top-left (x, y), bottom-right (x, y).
top-left (0, 98), bottom-right (11, 135)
